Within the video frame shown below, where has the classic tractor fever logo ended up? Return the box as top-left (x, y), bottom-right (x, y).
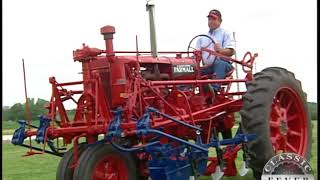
top-left (262, 153), bottom-right (314, 180)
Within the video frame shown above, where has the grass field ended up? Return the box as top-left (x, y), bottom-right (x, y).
top-left (2, 121), bottom-right (39, 135)
top-left (3, 122), bottom-right (318, 180)
top-left (3, 121), bottom-right (20, 130)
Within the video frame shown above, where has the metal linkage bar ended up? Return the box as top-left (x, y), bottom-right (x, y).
top-left (110, 141), bottom-right (161, 152)
top-left (146, 107), bottom-right (202, 131)
top-left (204, 133), bottom-right (257, 148)
top-left (147, 129), bottom-right (208, 152)
top-left (17, 144), bottom-right (63, 157)
top-left (137, 108), bottom-right (207, 152)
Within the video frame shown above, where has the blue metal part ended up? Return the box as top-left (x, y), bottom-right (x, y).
top-left (136, 108), bottom-right (209, 179)
top-left (11, 120), bottom-right (27, 145)
top-left (149, 158), bottom-right (193, 180)
top-left (35, 115), bottom-right (51, 144)
top-left (11, 118), bottom-right (64, 156)
top-left (136, 108), bottom-right (152, 135)
top-left (147, 129), bottom-right (208, 152)
top-left (105, 107), bottom-right (124, 141)
top-left (204, 133), bottom-right (257, 148)
top-left (146, 143), bottom-right (208, 180)
top-left (35, 115), bottom-right (67, 154)
top-left (105, 107), bottom-right (257, 179)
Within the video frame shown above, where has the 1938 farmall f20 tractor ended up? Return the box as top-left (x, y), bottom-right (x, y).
top-left (12, 2), bottom-right (312, 180)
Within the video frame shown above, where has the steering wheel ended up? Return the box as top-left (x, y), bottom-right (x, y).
top-left (187, 34), bottom-right (216, 58)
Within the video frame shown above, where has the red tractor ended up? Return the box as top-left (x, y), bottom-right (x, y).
top-left (12, 3), bottom-right (311, 180)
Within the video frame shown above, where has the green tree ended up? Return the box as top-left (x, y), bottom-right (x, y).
top-left (2, 106), bottom-right (11, 121)
top-left (7, 103), bottom-right (25, 121)
top-left (308, 102), bottom-right (317, 120)
top-left (31, 98), bottom-right (50, 120)
top-left (2, 98), bottom-right (50, 121)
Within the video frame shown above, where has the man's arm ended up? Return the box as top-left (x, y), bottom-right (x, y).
top-left (214, 43), bottom-right (235, 57)
top-left (214, 30), bottom-right (235, 57)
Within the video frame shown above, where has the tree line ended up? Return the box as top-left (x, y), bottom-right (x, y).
top-left (2, 98), bottom-right (50, 121)
top-left (2, 98), bottom-right (76, 122)
top-left (2, 98), bottom-right (318, 121)
top-left (307, 102), bottom-right (318, 120)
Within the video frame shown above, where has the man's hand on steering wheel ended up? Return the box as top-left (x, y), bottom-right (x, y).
top-left (187, 34), bottom-right (216, 57)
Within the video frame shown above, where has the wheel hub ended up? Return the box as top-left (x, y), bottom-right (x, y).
top-left (93, 155), bottom-right (128, 180)
top-left (279, 108), bottom-right (288, 135)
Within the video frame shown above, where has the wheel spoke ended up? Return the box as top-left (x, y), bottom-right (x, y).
top-left (271, 135), bottom-right (283, 152)
top-left (107, 174), bottom-right (118, 180)
top-left (94, 170), bottom-right (106, 179)
top-left (107, 174), bottom-right (117, 180)
top-left (270, 121), bottom-right (281, 128)
top-left (271, 135), bottom-right (280, 144)
top-left (274, 135), bottom-right (287, 151)
top-left (286, 142), bottom-right (297, 152)
top-left (288, 129), bottom-right (301, 137)
top-left (277, 93), bottom-right (285, 104)
top-left (286, 114), bottom-right (298, 122)
top-left (273, 105), bottom-right (282, 117)
top-left (105, 162), bottom-right (114, 173)
top-left (285, 100), bottom-right (293, 112)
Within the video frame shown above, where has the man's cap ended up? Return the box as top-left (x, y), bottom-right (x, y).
top-left (207, 9), bottom-right (222, 19)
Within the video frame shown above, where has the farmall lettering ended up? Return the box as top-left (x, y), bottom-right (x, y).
top-left (173, 64), bottom-right (195, 73)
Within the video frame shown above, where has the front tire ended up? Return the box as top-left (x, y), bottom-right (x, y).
top-left (73, 144), bottom-right (138, 180)
top-left (56, 143), bottom-right (87, 180)
top-left (240, 67), bottom-right (312, 179)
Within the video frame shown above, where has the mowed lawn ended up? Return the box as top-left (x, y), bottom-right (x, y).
top-left (2, 121), bottom-right (39, 135)
top-left (3, 121), bottom-right (318, 180)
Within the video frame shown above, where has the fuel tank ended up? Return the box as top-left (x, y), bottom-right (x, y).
top-left (132, 55), bottom-right (198, 80)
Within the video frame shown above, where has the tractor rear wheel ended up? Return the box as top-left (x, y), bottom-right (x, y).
top-left (73, 143), bottom-right (138, 180)
top-left (240, 67), bottom-right (312, 179)
top-left (56, 143), bottom-right (87, 180)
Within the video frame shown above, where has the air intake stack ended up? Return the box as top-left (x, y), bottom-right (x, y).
top-left (146, 0), bottom-right (158, 58)
top-left (100, 25), bottom-right (115, 57)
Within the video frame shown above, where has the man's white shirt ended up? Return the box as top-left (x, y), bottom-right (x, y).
top-left (195, 27), bottom-right (235, 65)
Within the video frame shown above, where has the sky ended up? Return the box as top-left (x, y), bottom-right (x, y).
top-left (3, 0), bottom-right (317, 109)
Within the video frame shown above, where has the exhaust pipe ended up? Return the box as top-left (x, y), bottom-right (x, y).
top-left (146, 0), bottom-right (158, 58)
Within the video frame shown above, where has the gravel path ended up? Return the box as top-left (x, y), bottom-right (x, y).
top-left (2, 135), bottom-right (37, 143)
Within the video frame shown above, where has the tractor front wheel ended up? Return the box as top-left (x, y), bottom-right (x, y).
top-left (240, 67), bottom-right (312, 179)
top-left (56, 143), bottom-right (87, 180)
top-left (73, 144), bottom-right (138, 180)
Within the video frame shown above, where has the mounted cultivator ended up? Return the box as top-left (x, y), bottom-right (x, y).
top-left (12, 2), bottom-right (312, 180)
